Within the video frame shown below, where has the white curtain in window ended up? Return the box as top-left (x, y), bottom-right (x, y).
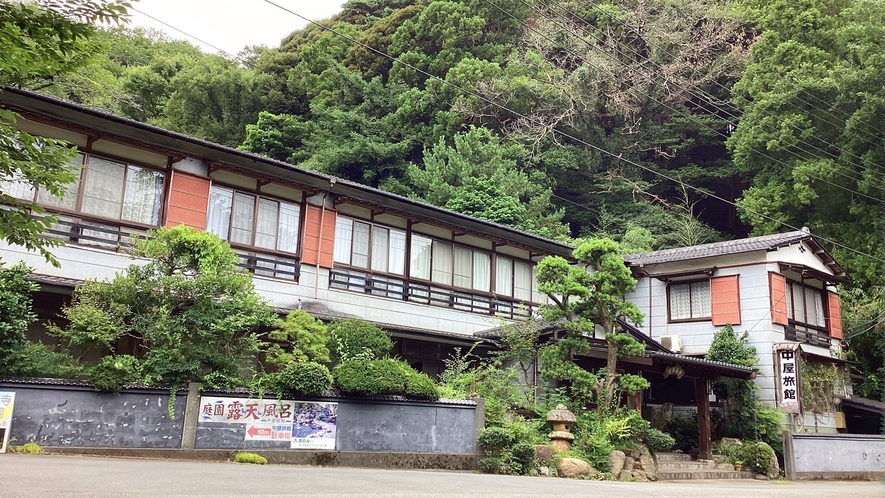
top-left (514, 261), bottom-right (532, 301)
top-left (81, 157), bottom-right (125, 218)
top-left (453, 246), bottom-right (472, 289)
top-left (496, 257), bottom-right (513, 297)
top-left (38, 155), bottom-right (83, 210)
top-left (473, 252), bottom-right (491, 292)
top-left (792, 283), bottom-right (806, 324)
top-left (371, 227), bottom-right (389, 273)
top-left (532, 266), bottom-right (547, 304)
top-left (410, 235), bottom-right (432, 280)
top-left (254, 198), bottom-right (279, 250)
top-left (809, 289), bottom-right (825, 327)
top-left (786, 283), bottom-right (794, 319)
top-left (431, 241), bottom-right (453, 285)
top-left (670, 283), bottom-right (691, 320)
top-left (230, 192), bottom-right (255, 245)
top-left (206, 186), bottom-right (233, 240)
top-left (333, 216), bottom-right (353, 264)
top-left (388, 229), bottom-right (406, 275)
top-left (691, 280), bottom-right (711, 317)
top-left (277, 202), bottom-right (300, 253)
top-left (352, 221), bottom-right (371, 268)
top-left (121, 165), bottom-right (164, 225)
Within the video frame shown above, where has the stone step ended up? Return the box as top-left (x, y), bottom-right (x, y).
top-left (657, 461), bottom-right (718, 471)
top-left (658, 470), bottom-right (757, 480)
top-left (654, 452), bottom-right (693, 462)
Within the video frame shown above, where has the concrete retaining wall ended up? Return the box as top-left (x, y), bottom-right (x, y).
top-left (785, 431), bottom-right (885, 480)
top-left (1, 380), bottom-right (479, 459)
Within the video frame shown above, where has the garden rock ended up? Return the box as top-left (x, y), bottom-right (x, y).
top-left (712, 454), bottom-right (727, 464)
top-left (631, 470), bottom-right (649, 482)
top-left (557, 458), bottom-right (596, 478)
top-left (539, 466), bottom-right (550, 477)
top-left (618, 469), bottom-right (632, 481)
top-left (622, 456), bottom-right (635, 473)
top-left (638, 445), bottom-right (657, 481)
top-left (535, 445), bottom-right (553, 463)
top-left (609, 450), bottom-right (626, 476)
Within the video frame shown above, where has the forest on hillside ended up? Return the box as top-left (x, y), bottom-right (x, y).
top-left (25, 0), bottom-right (885, 370)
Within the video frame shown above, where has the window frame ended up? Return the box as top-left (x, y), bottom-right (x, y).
top-left (785, 279), bottom-right (827, 333)
top-left (205, 182), bottom-right (303, 256)
top-left (667, 279), bottom-right (713, 323)
top-left (333, 215), bottom-right (407, 277)
top-left (1, 151), bottom-right (167, 230)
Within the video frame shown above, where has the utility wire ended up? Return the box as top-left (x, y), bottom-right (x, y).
top-left (556, 0), bottom-right (885, 180)
top-left (129, 6), bottom-right (245, 63)
top-left (258, 0), bottom-right (885, 267)
top-left (497, 0), bottom-right (884, 203)
top-left (524, 0), bottom-right (885, 197)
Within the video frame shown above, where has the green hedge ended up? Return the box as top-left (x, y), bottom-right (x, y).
top-left (332, 358), bottom-right (439, 400)
top-left (327, 319), bottom-right (392, 365)
top-left (272, 361), bottom-right (332, 395)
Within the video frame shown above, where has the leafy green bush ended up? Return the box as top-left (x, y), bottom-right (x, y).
top-left (332, 358), bottom-right (439, 400)
top-left (10, 343), bottom-right (82, 379)
top-left (642, 427), bottom-right (676, 452)
top-left (14, 442), bottom-right (43, 454)
top-left (665, 412), bottom-right (699, 453)
top-left (272, 361), bottom-right (332, 395)
top-left (87, 355), bottom-right (142, 392)
top-left (477, 456), bottom-right (503, 474)
top-left (266, 310), bottom-right (330, 367)
top-left (233, 452), bottom-right (267, 464)
top-left (327, 319), bottom-right (392, 365)
top-left (571, 412), bottom-right (614, 471)
top-left (737, 441), bottom-right (775, 474)
top-left (478, 426), bottom-right (516, 453)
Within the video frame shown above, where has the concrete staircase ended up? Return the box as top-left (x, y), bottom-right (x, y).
top-left (655, 452), bottom-right (756, 480)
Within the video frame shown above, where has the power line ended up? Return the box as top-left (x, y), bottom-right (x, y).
top-left (557, 0), bottom-right (885, 182)
top-left (258, 0), bottom-right (885, 267)
top-left (521, 0), bottom-right (885, 198)
top-left (128, 6), bottom-right (244, 63)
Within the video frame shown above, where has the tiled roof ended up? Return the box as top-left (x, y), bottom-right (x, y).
top-left (624, 229), bottom-right (811, 266)
top-left (647, 352), bottom-right (756, 378)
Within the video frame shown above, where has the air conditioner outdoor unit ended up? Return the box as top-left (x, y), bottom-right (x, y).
top-left (660, 335), bottom-right (683, 353)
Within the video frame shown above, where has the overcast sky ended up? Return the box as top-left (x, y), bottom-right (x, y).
top-left (125, 1), bottom-right (346, 56)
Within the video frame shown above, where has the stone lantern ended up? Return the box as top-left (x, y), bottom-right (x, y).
top-left (546, 404), bottom-right (576, 452)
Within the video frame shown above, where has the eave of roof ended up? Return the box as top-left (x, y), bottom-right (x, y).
top-left (0, 88), bottom-right (574, 258)
top-left (625, 229), bottom-right (848, 282)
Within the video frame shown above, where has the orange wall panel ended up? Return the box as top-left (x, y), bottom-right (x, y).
top-left (769, 273), bottom-right (789, 326)
top-left (711, 275), bottom-right (741, 326)
top-left (302, 204), bottom-right (336, 268)
top-left (165, 171), bottom-right (210, 230)
top-left (827, 291), bottom-right (843, 339)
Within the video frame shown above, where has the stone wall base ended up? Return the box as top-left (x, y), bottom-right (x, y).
top-left (795, 471), bottom-right (885, 482)
top-left (43, 447), bottom-right (478, 471)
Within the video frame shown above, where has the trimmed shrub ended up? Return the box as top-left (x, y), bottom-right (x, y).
top-left (665, 412), bottom-right (699, 453)
top-left (642, 427), bottom-right (676, 452)
top-left (233, 452), bottom-right (267, 464)
top-left (274, 361), bottom-right (332, 395)
top-left (478, 426), bottom-right (516, 454)
top-left (738, 441), bottom-right (775, 474)
top-left (327, 319), bottom-right (392, 365)
top-left (87, 355), bottom-right (142, 392)
top-left (332, 358), bottom-right (439, 400)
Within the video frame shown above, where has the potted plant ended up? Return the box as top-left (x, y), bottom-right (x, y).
top-left (733, 460), bottom-right (743, 472)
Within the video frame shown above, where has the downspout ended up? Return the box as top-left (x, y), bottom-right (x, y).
top-left (314, 177), bottom-right (337, 299)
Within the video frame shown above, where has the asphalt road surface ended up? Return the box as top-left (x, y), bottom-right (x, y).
top-left (0, 454), bottom-right (882, 498)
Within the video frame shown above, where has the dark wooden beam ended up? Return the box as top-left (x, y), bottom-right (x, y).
top-left (695, 377), bottom-right (712, 460)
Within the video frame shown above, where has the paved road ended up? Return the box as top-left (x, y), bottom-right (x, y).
top-left (0, 454), bottom-right (882, 498)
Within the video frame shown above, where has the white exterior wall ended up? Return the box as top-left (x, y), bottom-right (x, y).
top-left (2, 240), bottom-right (503, 338)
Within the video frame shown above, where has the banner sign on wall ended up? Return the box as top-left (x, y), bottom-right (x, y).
top-left (199, 397), bottom-right (337, 449)
top-left (774, 342), bottom-right (801, 414)
top-left (0, 391), bottom-right (15, 453)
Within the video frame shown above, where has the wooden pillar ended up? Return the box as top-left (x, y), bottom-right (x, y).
top-left (695, 377), bottom-right (712, 460)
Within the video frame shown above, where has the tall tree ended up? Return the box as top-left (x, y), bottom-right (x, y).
top-left (0, 0), bottom-right (129, 265)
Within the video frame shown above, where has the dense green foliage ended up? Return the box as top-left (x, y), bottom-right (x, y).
top-left (705, 325), bottom-right (783, 451)
top-left (0, 262), bottom-right (38, 374)
top-left (642, 427), bottom-right (676, 453)
top-left (332, 358), bottom-right (439, 400)
top-left (266, 310), bottom-right (331, 368)
top-left (270, 361), bottom-right (333, 396)
top-left (87, 354), bottom-right (142, 392)
top-left (536, 239), bottom-right (648, 415)
top-left (47, 226), bottom-right (276, 390)
top-left (233, 452), bottom-right (267, 465)
top-left (327, 319), bottom-right (393, 365)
